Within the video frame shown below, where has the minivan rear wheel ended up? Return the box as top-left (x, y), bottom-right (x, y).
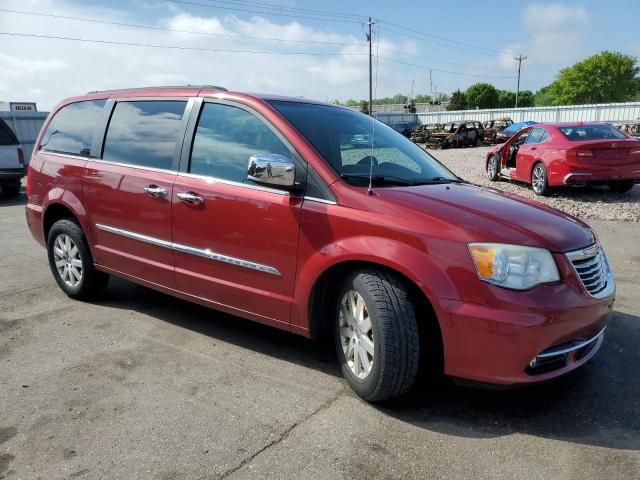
top-left (334, 269), bottom-right (419, 402)
top-left (47, 219), bottom-right (109, 300)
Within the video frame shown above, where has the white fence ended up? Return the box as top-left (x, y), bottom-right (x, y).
top-left (374, 102), bottom-right (640, 126)
top-left (0, 110), bottom-right (49, 162)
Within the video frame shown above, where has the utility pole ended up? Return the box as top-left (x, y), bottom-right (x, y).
top-left (367, 17), bottom-right (374, 116)
top-left (514, 54), bottom-right (527, 108)
top-left (429, 69), bottom-right (433, 100)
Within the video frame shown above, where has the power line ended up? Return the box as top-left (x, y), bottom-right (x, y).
top-left (378, 56), bottom-right (518, 79)
top-left (377, 22), bottom-right (515, 59)
top-left (166, 0), bottom-right (364, 24)
top-left (0, 31), bottom-right (368, 56)
top-left (177, 0), bottom-right (364, 21)
top-left (377, 46), bottom-right (480, 69)
top-left (0, 8), bottom-right (365, 46)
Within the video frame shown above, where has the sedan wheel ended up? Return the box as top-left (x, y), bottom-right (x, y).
top-left (487, 154), bottom-right (500, 181)
top-left (52, 233), bottom-right (83, 287)
top-left (532, 163), bottom-right (550, 196)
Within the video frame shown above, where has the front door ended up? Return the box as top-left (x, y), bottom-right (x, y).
top-left (171, 101), bottom-right (302, 326)
top-left (84, 99), bottom-right (189, 288)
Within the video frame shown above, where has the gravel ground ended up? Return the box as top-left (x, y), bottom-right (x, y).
top-left (425, 145), bottom-right (640, 222)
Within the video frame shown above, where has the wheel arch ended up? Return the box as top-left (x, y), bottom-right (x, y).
top-left (305, 259), bottom-right (444, 376)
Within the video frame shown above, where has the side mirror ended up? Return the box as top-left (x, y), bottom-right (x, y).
top-left (247, 153), bottom-right (296, 189)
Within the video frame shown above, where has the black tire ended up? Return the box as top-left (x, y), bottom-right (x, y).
top-left (47, 219), bottom-right (109, 300)
top-left (531, 162), bottom-right (550, 196)
top-left (487, 154), bottom-right (500, 181)
top-left (608, 181), bottom-right (634, 194)
top-left (334, 269), bottom-right (420, 402)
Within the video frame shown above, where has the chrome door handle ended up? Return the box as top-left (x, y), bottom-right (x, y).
top-left (177, 191), bottom-right (204, 205)
top-left (144, 185), bottom-right (168, 198)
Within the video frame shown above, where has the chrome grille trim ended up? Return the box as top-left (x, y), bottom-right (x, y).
top-left (565, 243), bottom-right (614, 299)
top-left (95, 224), bottom-right (281, 276)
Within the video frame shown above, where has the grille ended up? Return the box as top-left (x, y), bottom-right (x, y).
top-left (566, 244), bottom-right (609, 297)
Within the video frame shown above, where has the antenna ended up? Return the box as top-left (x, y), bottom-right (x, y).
top-left (367, 21), bottom-right (379, 195)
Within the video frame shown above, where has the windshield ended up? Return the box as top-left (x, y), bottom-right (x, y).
top-left (268, 101), bottom-right (457, 186)
top-left (559, 124), bottom-right (626, 141)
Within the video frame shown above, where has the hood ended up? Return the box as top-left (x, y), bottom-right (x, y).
top-left (375, 183), bottom-right (595, 252)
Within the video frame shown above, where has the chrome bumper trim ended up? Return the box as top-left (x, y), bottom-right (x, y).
top-left (536, 327), bottom-right (606, 359)
top-left (95, 224), bottom-right (281, 276)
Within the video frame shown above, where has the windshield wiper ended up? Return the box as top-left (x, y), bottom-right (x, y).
top-left (340, 174), bottom-right (416, 186)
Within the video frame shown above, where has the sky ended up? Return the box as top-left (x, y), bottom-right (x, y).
top-left (1, 0), bottom-right (639, 110)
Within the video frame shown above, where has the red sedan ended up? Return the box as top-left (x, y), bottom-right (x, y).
top-left (485, 122), bottom-right (640, 195)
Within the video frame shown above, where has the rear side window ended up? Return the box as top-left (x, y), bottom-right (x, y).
top-left (0, 119), bottom-right (18, 145)
top-left (102, 101), bottom-right (187, 170)
top-left (40, 100), bottom-right (105, 156)
top-left (525, 128), bottom-right (547, 144)
top-left (189, 103), bottom-right (290, 183)
top-left (559, 125), bottom-right (625, 141)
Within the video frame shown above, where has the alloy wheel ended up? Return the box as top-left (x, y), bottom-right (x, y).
top-left (339, 290), bottom-right (374, 379)
top-left (532, 164), bottom-right (546, 193)
top-left (487, 156), bottom-right (498, 179)
top-left (52, 234), bottom-right (83, 287)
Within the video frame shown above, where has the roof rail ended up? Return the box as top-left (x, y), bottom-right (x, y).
top-left (87, 85), bottom-right (228, 94)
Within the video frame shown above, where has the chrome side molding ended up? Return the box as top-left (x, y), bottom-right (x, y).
top-left (95, 224), bottom-right (281, 276)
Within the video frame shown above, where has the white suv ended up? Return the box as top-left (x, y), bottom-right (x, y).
top-left (0, 118), bottom-right (25, 196)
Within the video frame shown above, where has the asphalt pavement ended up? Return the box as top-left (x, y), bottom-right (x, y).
top-left (1, 191), bottom-right (639, 480)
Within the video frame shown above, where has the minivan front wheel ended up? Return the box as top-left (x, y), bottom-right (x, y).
top-left (334, 269), bottom-right (419, 402)
top-left (47, 219), bottom-right (109, 299)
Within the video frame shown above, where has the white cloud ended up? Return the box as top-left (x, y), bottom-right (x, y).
top-left (523, 3), bottom-right (589, 31)
top-left (0, 0), bottom-right (423, 109)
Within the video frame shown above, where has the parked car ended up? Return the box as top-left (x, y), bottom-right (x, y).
top-left (27, 86), bottom-right (614, 401)
top-left (426, 120), bottom-right (484, 148)
top-left (486, 122), bottom-right (640, 195)
top-left (410, 123), bottom-right (442, 143)
top-left (391, 120), bottom-right (421, 138)
top-left (0, 118), bottom-right (25, 196)
top-left (482, 117), bottom-right (513, 144)
top-left (494, 121), bottom-right (537, 143)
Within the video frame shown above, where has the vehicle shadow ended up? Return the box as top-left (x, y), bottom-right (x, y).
top-left (97, 277), bottom-right (639, 451)
top-left (377, 309), bottom-right (640, 451)
top-left (97, 277), bottom-right (342, 378)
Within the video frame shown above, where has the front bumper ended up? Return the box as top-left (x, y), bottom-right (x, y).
top-left (433, 266), bottom-right (614, 386)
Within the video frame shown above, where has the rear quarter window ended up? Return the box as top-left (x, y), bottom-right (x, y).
top-left (40, 99), bottom-right (106, 156)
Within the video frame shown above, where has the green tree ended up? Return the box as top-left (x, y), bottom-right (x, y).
top-left (516, 90), bottom-right (535, 107)
top-left (497, 89), bottom-right (516, 108)
top-left (413, 94), bottom-right (433, 103)
top-left (541, 51), bottom-right (640, 105)
top-left (464, 83), bottom-right (499, 109)
top-left (360, 100), bottom-right (370, 115)
top-left (447, 89), bottom-right (467, 110)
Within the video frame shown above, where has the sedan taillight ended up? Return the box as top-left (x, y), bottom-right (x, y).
top-left (566, 148), bottom-right (593, 157)
top-left (630, 148), bottom-right (640, 155)
top-left (17, 147), bottom-right (25, 166)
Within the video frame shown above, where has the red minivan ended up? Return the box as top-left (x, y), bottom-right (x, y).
top-left (26, 86), bottom-right (614, 401)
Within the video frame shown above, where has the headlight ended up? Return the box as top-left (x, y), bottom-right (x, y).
top-left (468, 243), bottom-right (560, 290)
